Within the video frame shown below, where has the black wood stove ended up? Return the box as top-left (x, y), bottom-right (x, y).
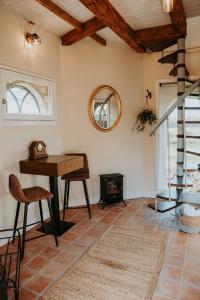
top-left (99, 173), bottom-right (126, 208)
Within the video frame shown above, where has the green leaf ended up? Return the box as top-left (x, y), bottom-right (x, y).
top-left (134, 109), bottom-right (157, 133)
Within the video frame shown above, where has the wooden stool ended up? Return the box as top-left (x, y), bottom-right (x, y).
top-left (9, 174), bottom-right (58, 260)
top-left (61, 153), bottom-right (91, 220)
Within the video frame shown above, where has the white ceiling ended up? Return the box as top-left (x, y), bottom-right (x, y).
top-left (1, 0), bottom-right (200, 43)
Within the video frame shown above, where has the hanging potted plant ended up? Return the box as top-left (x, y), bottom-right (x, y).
top-left (134, 90), bottom-right (157, 133)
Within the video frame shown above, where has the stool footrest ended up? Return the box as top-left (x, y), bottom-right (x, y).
top-left (65, 205), bottom-right (88, 209)
top-left (26, 233), bottom-right (48, 242)
top-left (16, 220), bottom-right (44, 230)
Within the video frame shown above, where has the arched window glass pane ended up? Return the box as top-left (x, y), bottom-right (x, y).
top-left (7, 91), bottom-right (19, 113)
top-left (6, 85), bottom-right (41, 115)
top-left (22, 94), bottom-right (40, 114)
top-left (10, 87), bottom-right (27, 106)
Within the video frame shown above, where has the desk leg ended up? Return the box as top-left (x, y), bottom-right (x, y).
top-left (49, 176), bottom-right (60, 223)
top-left (39, 176), bottom-right (75, 236)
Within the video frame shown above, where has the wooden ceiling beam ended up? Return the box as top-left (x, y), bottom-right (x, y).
top-left (78, 0), bottom-right (145, 53)
top-left (36, 0), bottom-right (82, 29)
top-left (169, 0), bottom-right (187, 36)
top-left (35, 0), bottom-right (106, 45)
top-left (135, 24), bottom-right (181, 43)
top-left (61, 16), bottom-right (106, 45)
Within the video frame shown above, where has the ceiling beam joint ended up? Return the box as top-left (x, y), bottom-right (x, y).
top-left (36, 0), bottom-right (106, 46)
top-left (78, 0), bottom-right (145, 53)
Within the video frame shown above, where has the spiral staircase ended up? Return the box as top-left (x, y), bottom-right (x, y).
top-left (148, 38), bottom-right (200, 213)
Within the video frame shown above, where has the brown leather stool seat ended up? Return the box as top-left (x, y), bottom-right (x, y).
top-left (61, 153), bottom-right (91, 220)
top-left (9, 174), bottom-right (58, 260)
top-left (23, 187), bottom-right (53, 203)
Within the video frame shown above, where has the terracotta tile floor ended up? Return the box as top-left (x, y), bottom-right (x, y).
top-left (4, 198), bottom-right (200, 299)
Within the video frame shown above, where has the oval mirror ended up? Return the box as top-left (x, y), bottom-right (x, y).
top-left (88, 85), bottom-right (122, 132)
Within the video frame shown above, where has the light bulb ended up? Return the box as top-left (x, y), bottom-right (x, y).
top-left (163, 0), bottom-right (173, 13)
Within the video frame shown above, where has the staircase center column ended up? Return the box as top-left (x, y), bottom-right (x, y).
top-left (177, 38), bottom-right (186, 182)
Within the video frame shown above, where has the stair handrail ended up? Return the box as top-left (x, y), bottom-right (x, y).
top-left (149, 79), bottom-right (200, 136)
top-left (167, 117), bottom-right (172, 201)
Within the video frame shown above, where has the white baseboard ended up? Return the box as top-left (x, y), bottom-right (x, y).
top-left (141, 191), bottom-right (156, 198)
top-left (65, 191), bottom-right (154, 207)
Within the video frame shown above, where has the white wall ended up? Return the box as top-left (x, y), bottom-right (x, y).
top-left (142, 16), bottom-right (200, 196)
top-left (0, 4), bottom-right (62, 228)
top-left (0, 4), bottom-right (145, 230)
top-left (60, 41), bottom-right (144, 205)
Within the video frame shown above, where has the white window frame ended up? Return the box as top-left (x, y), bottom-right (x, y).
top-left (0, 67), bottom-right (56, 122)
top-left (155, 79), bottom-right (177, 193)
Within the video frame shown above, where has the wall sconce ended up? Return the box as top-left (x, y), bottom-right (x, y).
top-left (25, 32), bottom-right (41, 46)
top-left (163, 0), bottom-right (173, 12)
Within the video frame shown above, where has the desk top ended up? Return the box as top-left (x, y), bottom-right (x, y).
top-left (19, 155), bottom-right (83, 177)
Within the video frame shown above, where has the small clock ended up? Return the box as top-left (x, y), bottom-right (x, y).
top-left (37, 142), bottom-right (43, 152)
top-left (29, 141), bottom-right (48, 160)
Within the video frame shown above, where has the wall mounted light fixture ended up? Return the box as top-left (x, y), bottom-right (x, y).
top-left (25, 32), bottom-right (41, 46)
top-left (25, 21), bottom-right (41, 46)
top-left (163, 0), bottom-right (173, 13)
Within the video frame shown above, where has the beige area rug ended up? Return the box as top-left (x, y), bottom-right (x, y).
top-left (44, 226), bottom-right (168, 300)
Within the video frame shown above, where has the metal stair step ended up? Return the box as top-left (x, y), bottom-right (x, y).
top-left (158, 51), bottom-right (178, 64)
top-left (148, 201), bottom-right (182, 213)
top-left (185, 107), bottom-right (200, 110)
top-left (157, 188), bottom-right (183, 201)
top-left (178, 120), bottom-right (200, 124)
top-left (178, 148), bottom-right (200, 157)
top-left (177, 134), bottom-right (200, 139)
top-left (149, 191), bottom-right (200, 212)
top-left (144, 39), bottom-right (177, 53)
top-left (178, 106), bottom-right (200, 110)
top-left (183, 162), bottom-right (198, 172)
top-left (186, 135), bottom-right (200, 139)
top-left (186, 150), bottom-right (200, 157)
top-left (186, 79), bottom-right (196, 85)
top-left (170, 175), bottom-right (193, 188)
top-left (169, 64), bottom-right (189, 77)
top-left (189, 93), bottom-right (200, 97)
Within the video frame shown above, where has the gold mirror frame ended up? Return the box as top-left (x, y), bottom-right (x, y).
top-left (88, 85), bottom-right (122, 132)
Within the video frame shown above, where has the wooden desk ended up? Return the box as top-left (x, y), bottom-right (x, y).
top-left (20, 155), bottom-right (83, 236)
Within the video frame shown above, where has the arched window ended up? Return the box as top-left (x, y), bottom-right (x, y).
top-left (1, 68), bottom-right (55, 121)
